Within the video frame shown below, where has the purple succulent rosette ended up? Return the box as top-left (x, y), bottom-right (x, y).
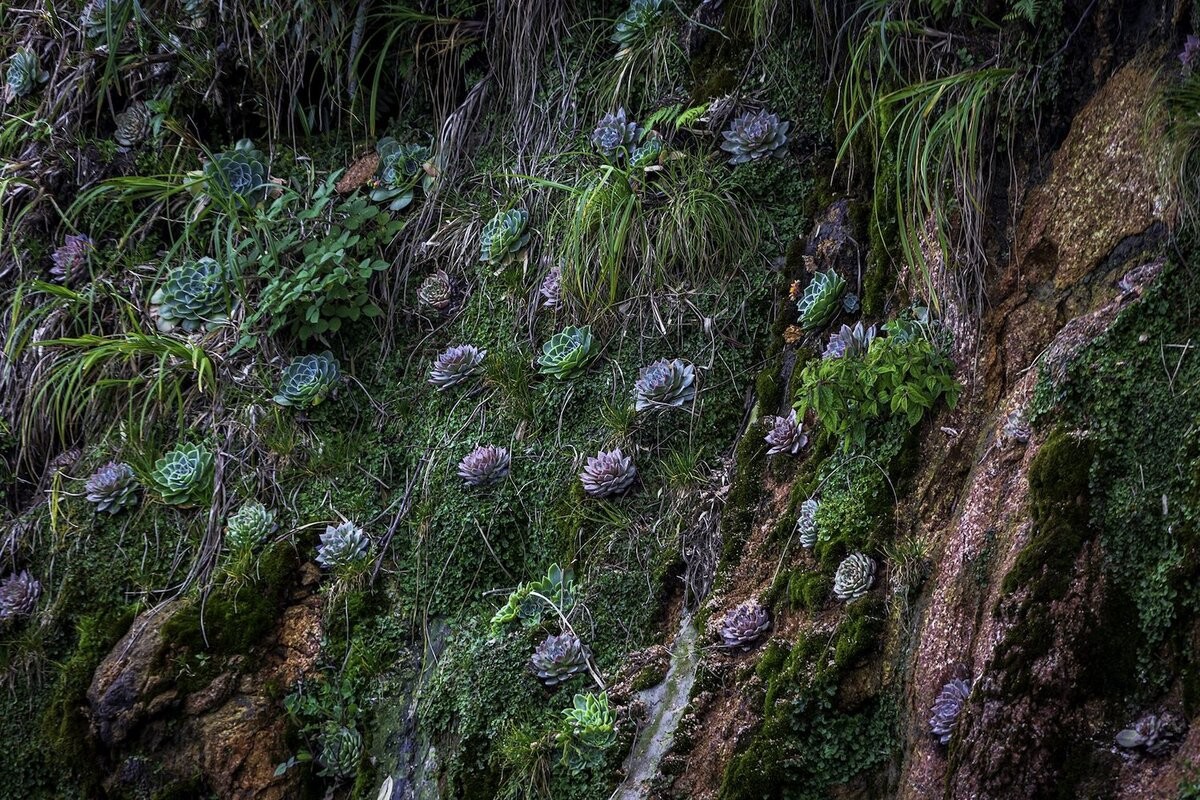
top-left (717, 599), bottom-right (771, 651)
top-left (929, 678), bottom-right (971, 745)
top-left (579, 448), bottom-right (637, 498)
top-left (764, 408), bottom-right (808, 456)
top-left (458, 444), bottom-right (511, 487)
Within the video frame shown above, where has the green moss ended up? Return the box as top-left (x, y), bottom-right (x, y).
top-left (787, 571), bottom-right (831, 612)
top-left (755, 367), bottom-right (782, 414)
top-left (833, 598), bottom-right (884, 670)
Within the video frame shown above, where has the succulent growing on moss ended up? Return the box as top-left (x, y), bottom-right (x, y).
top-left (797, 269), bottom-right (846, 331)
top-left (611, 0), bottom-right (664, 48)
top-left (150, 256), bottom-right (229, 333)
top-left (557, 692), bottom-right (617, 773)
top-left (764, 409), bottom-right (808, 456)
top-left (5, 48), bottom-right (48, 102)
top-left (50, 234), bottom-right (94, 284)
top-left (85, 461), bottom-right (140, 514)
top-left (204, 139), bottom-right (271, 206)
top-left (114, 101), bottom-right (151, 147)
top-left (273, 352), bottom-right (341, 408)
top-left (417, 269), bottom-right (453, 311)
top-left (822, 322), bottom-right (876, 359)
top-left (579, 448), bottom-right (637, 498)
top-left (457, 445), bottom-right (511, 487)
top-left (717, 599), bottom-right (771, 651)
top-left (629, 135), bottom-right (663, 170)
top-left (428, 344), bottom-right (486, 391)
top-left (316, 521), bottom-right (371, 572)
top-left (833, 552), bottom-right (876, 602)
top-left (151, 442), bottom-right (213, 505)
top-left (720, 110), bottom-right (790, 165)
top-left (531, 632), bottom-right (592, 687)
top-left (317, 724), bottom-right (362, 778)
top-left (796, 498), bottom-right (819, 548)
top-left (491, 564), bottom-right (575, 631)
top-left (0, 571), bottom-right (41, 622)
top-left (538, 325), bottom-right (594, 379)
top-left (929, 678), bottom-right (971, 745)
top-left (541, 266), bottom-right (562, 309)
top-left (1116, 713), bottom-right (1186, 756)
top-left (369, 138), bottom-right (430, 211)
top-left (634, 358), bottom-right (696, 411)
top-left (225, 501), bottom-right (276, 552)
top-left (480, 209), bottom-right (531, 264)
top-left (591, 107), bottom-right (642, 156)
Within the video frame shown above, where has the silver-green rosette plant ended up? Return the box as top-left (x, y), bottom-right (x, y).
top-left (833, 552), bottom-right (876, 602)
top-left (629, 134), bottom-right (663, 170)
top-left (531, 632), bottom-right (592, 687)
top-left (634, 358), bottom-right (696, 411)
top-left (225, 501), bottom-right (277, 552)
top-left (5, 48), bottom-right (48, 102)
top-left (796, 498), bottom-right (819, 548)
top-left (457, 445), bottom-right (511, 487)
top-left (717, 599), bottom-right (771, 651)
top-left (85, 461), bottom-right (140, 514)
top-left (151, 443), bottom-right (213, 505)
top-left (81, 0), bottom-right (131, 40)
top-left (580, 448), bottom-right (636, 498)
top-left (556, 692), bottom-right (617, 773)
top-left (720, 110), bottom-right (790, 165)
top-left (273, 352), bottom-right (341, 408)
top-left (611, 0), bottom-right (664, 49)
top-left (480, 209), bottom-right (531, 264)
top-left (150, 256), bottom-right (229, 333)
top-left (114, 101), bottom-right (151, 147)
top-left (538, 325), bottom-right (594, 379)
top-left (490, 564), bottom-right (575, 632)
top-left (1115, 713), bottom-right (1186, 757)
top-left (796, 269), bottom-right (846, 331)
top-left (316, 521), bottom-right (371, 574)
top-left (369, 138), bottom-right (430, 211)
top-left (203, 139), bottom-right (272, 206)
top-left (0, 571), bottom-right (41, 622)
top-left (428, 344), bottom-right (486, 391)
top-left (591, 107), bottom-right (642, 157)
top-left (316, 723), bottom-right (362, 778)
top-left (823, 322), bottom-right (876, 360)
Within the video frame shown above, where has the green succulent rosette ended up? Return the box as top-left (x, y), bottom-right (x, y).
top-left (479, 209), bottom-right (531, 264)
top-left (369, 137), bottom-right (430, 211)
top-left (150, 256), bottom-right (229, 333)
top-left (537, 325), bottom-right (594, 379)
top-left (273, 352), bottom-right (341, 408)
top-left (151, 442), bottom-right (214, 506)
top-left (203, 139), bottom-right (271, 206)
top-left (796, 269), bottom-right (846, 331)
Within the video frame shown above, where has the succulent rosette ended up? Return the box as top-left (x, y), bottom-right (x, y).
top-left (417, 270), bottom-right (453, 311)
top-left (0, 571), bottom-right (41, 622)
top-left (929, 678), bottom-right (971, 745)
top-left (717, 599), bottom-right (771, 650)
top-left (531, 632), bottom-right (592, 687)
top-left (480, 209), bottom-right (531, 264)
top-left (204, 139), bottom-right (271, 206)
top-left (1115, 713), bottom-right (1186, 757)
top-left (611, 0), bottom-right (665, 49)
top-left (796, 498), bottom-right (819, 548)
top-left (634, 358), bottom-right (696, 411)
top-left (538, 325), bottom-right (595, 379)
top-left (541, 266), bottom-right (563, 309)
top-left (797, 269), bottom-right (847, 331)
top-left (457, 445), bottom-right (511, 487)
top-left (50, 234), bottom-right (94, 284)
top-left (85, 461), bottom-right (140, 514)
top-left (823, 322), bottom-right (876, 360)
top-left (428, 344), bottom-right (486, 391)
top-left (273, 352), bottom-right (341, 408)
top-left (833, 552), bottom-right (876, 602)
top-left (5, 47), bottom-right (48, 102)
top-left (317, 723), bottom-right (362, 778)
top-left (114, 102), bottom-right (151, 147)
top-left (579, 448), bottom-right (637, 498)
top-left (150, 443), bottom-right (213, 505)
top-left (591, 107), bottom-right (642, 156)
top-left (150, 256), bottom-right (229, 333)
top-left (764, 409), bottom-right (808, 456)
top-left (557, 692), bottom-right (617, 773)
top-left (720, 110), bottom-right (790, 165)
top-left (316, 521), bottom-right (371, 572)
top-left (225, 501), bottom-right (276, 552)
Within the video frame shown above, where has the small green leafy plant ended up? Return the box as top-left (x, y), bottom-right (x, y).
top-left (555, 692), bottom-right (617, 773)
top-left (151, 442), bottom-right (214, 505)
top-left (490, 564), bottom-right (575, 632)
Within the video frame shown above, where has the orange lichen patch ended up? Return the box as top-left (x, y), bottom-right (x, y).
top-left (336, 152), bottom-right (380, 194)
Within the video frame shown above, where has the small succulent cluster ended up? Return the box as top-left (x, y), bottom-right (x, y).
top-left (491, 564), bottom-right (575, 631)
top-left (1115, 713), bottom-right (1186, 757)
top-left (5, 48), bottom-right (48, 103)
top-left (538, 325), bottom-right (595, 379)
top-left (579, 448), bottom-right (637, 498)
top-left (203, 139), bottom-right (271, 206)
top-left (273, 352), bottom-right (341, 408)
top-left (369, 138), bottom-right (430, 211)
top-left (428, 344), bottom-right (486, 391)
top-left (85, 461), bottom-right (140, 514)
top-left (114, 102), bottom-right (151, 147)
top-left (717, 599), bottom-right (771, 651)
top-left (541, 266), bottom-right (562, 309)
top-left (823, 322), bottom-right (876, 359)
top-left (316, 521), bottom-right (371, 573)
top-left (1181, 34), bottom-right (1199, 73)
top-left (81, 0), bottom-right (130, 40)
top-left (417, 270), bottom-right (453, 312)
top-left (480, 209), bottom-right (531, 265)
top-left (720, 110), bottom-right (790, 165)
top-left (151, 442), bottom-right (213, 505)
top-left (556, 692), bottom-right (617, 773)
top-left (591, 107), bottom-right (642, 157)
top-left (634, 358), bottom-right (696, 411)
top-left (150, 256), bottom-right (229, 333)
top-left (842, 293), bottom-right (861, 314)
top-left (50, 234), bottom-right (94, 284)
top-left (225, 501), bottom-right (276, 552)
top-left (833, 552), bottom-right (876, 602)
top-left (764, 409), bottom-right (807, 456)
top-left (796, 498), bottom-right (820, 548)
top-left (316, 723), bottom-right (362, 778)
top-left (611, 0), bottom-right (665, 49)
top-left (457, 445), bottom-right (511, 487)
top-left (929, 678), bottom-right (971, 745)
top-left (797, 269), bottom-right (847, 331)
top-left (1001, 408), bottom-right (1030, 446)
top-left (629, 134), bottom-right (663, 170)
top-left (0, 571), bottom-right (41, 622)
top-left (531, 632), bottom-right (592, 687)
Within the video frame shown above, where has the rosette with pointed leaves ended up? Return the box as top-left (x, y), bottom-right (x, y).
top-left (81, 0), bottom-right (130, 40)
top-left (457, 445), bottom-right (511, 487)
top-left (629, 135), bottom-right (663, 170)
top-left (717, 599), bottom-right (770, 651)
top-left (929, 678), bottom-right (971, 745)
top-left (1182, 34), bottom-right (1199, 72)
top-left (611, 0), bottom-right (664, 48)
top-left (370, 138), bottom-right (430, 211)
top-left (796, 498), bottom-right (819, 548)
top-left (316, 521), bottom-right (371, 572)
top-left (114, 102), bottom-right (151, 147)
top-left (480, 209), bottom-right (531, 264)
top-left (531, 632), bottom-right (592, 687)
top-left (490, 564), bottom-right (575, 631)
top-left (1001, 408), bottom-right (1030, 445)
top-left (764, 409), bottom-right (807, 456)
top-left (428, 344), bottom-right (486, 391)
top-left (833, 552), bottom-right (876, 601)
top-left (822, 322), bottom-right (876, 360)
top-left (580, 448), bottom-right (636, 498)
top-left (720, 110), bottom-right (790, 165)
top-left (538, 325), bottom-right (594, 379)
top-left (1116, 713), bottom-right (1186, 756)
top-left (225, 501), bottom-right (276, 552)
top-left (85, 461), bottom-right (140, 514)
top-left (151, 443), bottom-right (213, 505)
top-left (50, 234), bottom-right (94, 284)
top-left (634, 358), bottom-right (696, 411)
top-left (150, 256), bottom-right (229, 333)
top-left (842, 293), bottom-right (860, 313)
top-left (591, 108), bottom-right (642, 156)
top-left (556, 692), bottom-right (617, 774)
top-left (5, 48), bottom-right (48, 102)
top-left (417, 270), bottom-right (453, 311)
top-left (797, 269), bottom-right (846, 331)
top-left (541, 267), bottom-right (562, 309)
top-left (273, 352), bottom-right (341, 408)
top-left (0, 571), bottom-right (41, 622)
top-left (204, 139), bottom-right (271, 206)
top-left (317, 724), bottom-right (362, 778)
